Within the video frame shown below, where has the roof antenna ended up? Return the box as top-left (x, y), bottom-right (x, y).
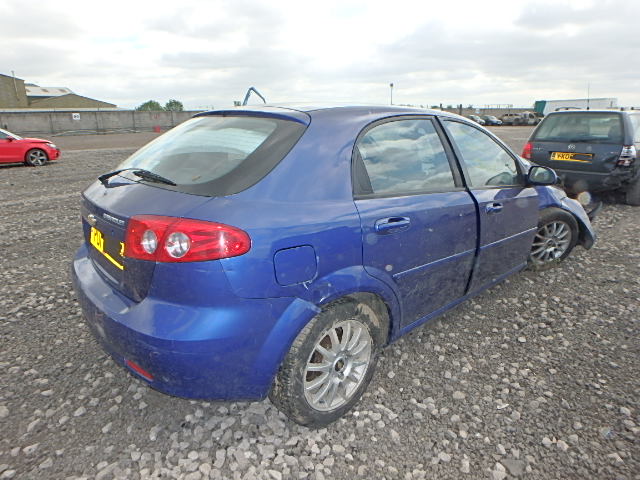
top-left (242, 87), bottom-right (266, 106)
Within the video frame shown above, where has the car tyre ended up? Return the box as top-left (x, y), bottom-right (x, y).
top-left (624, 178), bottom-right (640, 206)
top-left (25, 148), bottom-right (48, 166)
top-left (528, 208), bottom-right (578, 270)
top-left (269, 296), bottom-right (387, 427)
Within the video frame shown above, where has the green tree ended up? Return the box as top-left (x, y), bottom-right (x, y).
top-left (136, 100), bottom-right (164, 111)
top-left (164, 99), bottom-right (184, 112)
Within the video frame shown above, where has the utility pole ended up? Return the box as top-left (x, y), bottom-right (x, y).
top-left (586, 83), bottom-right (590, 110)
top-left (390, 83), bottom-right (394, 105)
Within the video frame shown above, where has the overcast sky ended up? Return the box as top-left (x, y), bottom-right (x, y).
top-left (2, 0), bottom-right (639, 110)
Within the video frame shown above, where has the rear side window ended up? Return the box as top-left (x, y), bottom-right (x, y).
top-left (117, 115), bottom-right (306, 196)
top-left (354, 119), bottom-right (456, 196)
top-left (533, 113), bottom-right (623, 144)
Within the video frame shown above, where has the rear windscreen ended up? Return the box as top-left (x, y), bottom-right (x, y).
top-left (116, 115), bottom-right (306, 196)
top-left (533, 113), bottom-right (623, 144)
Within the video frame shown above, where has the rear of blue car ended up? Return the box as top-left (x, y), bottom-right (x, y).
top-left (73, 110), bottom-right (319, 399)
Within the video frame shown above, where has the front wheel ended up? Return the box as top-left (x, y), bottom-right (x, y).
top-left (25, 148), bottom-right (48, 166)
top-left (528, 208), bottom-right (579, 270)
top-left (269, 298), bottom-right (385, 427)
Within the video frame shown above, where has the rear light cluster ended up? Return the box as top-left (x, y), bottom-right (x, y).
top-left (521, 142), bottom-right (532, 160)
top-left (125, 215), bottom-right (251, 262)
top-left (617, 145), bottom-right (637, 167)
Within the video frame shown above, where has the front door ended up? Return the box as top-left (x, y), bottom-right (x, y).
top-left (441, 120), bottom-right (539, 293)
top-left (353, 117), bottom-right (477, 327)
top-left (0, 132), bottom-right (20, 163)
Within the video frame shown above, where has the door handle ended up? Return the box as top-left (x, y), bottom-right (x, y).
top-left (485, 202), bottom-right (503, 214)
top-left (374, 217), bottom-right (411, 233)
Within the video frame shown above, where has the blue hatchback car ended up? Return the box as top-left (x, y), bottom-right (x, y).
top-left (72, 105), bottom-right (595, 426)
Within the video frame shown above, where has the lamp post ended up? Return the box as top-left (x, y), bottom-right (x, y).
top-left (389, 83), bottom-right (394, 105)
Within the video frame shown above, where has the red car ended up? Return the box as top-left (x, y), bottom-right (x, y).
top-left (0, 128), bottom-right (61, 166)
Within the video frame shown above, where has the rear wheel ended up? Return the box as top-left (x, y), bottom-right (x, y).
top-left (269, 297), bottom-right (386, 427)
top-left (625, 178), bottom-right (640, 206)
top-left (528, 208), bottom-right (578, 270)
top-left (25, 148), bottom-right (48, 166)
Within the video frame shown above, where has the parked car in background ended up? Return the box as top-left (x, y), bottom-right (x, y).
top-left (467, 114), bottom-right (485, 125)
top-left (481, 115), bottom-right (503, 126)
top-left (523, 109), bottom-right (640, 205)
top-left (72, 105), bottom-right (595, 427)
top-left (500, 111), bottom-right (541, 126)
top-left (0, 128), bottom-right (60, 166)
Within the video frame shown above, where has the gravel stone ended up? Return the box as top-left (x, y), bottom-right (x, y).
top-left (0, 130), bottom-right (638, 480)
top-left (501, 458), bottom-right (525, 477)
top-left (438, 452), bottom-right (452, 463)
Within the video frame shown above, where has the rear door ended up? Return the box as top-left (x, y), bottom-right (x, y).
top-left (441, 120), bottom-right (538, 293)
top-left (354, 117), bottom-right (477, 328)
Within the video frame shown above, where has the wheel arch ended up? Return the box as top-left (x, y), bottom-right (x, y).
top-left (252, 266), bottom-right (402, 397)
top-left (534, 186), bottom-right (596, 249)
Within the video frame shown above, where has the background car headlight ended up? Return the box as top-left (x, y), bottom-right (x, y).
top-left (46, 143), bottom-right (57, 149)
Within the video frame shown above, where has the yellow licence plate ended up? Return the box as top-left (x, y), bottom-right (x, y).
top-left (90, 226), bottom-right (125, 270)
top-left (550, 152), bottom-right (593, 162)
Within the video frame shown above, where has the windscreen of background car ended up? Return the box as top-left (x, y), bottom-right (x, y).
top-left (116, 115), bottom-right (306, 196)
top-left (533, 113), bottom-right (624, 144)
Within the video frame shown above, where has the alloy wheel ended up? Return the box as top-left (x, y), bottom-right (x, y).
top-left (303, 319), bottom-right (373, 412)
top-left (530, 221), bottom-right (572, 264)
top-left (27, 150), bottom-right (47, 166)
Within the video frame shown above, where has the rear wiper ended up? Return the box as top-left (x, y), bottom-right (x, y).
top-left (98, 168), bottom-right (176, 186)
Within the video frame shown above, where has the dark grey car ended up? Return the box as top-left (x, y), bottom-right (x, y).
top-left (522, 110), bottom-right (640, 205)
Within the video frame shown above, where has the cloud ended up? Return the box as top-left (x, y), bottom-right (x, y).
top-left (1, 0), bottom-right (639, 109)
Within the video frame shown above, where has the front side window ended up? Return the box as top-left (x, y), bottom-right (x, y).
top-left (533, 113), bottom-right (624, 144)
top-left (0, 129), bottom-right (20, 140)
top-left (444, 121), bottom-right (521, 188)
top-left (354, 119), bottom-right (455, 196)
top-left (117, 115), bottom-right (306, 196)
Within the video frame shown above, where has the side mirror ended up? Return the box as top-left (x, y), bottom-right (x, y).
top-left (5, 137), bottom-right (13, 142)
top-left (527, 165), bottom-right (558, 186)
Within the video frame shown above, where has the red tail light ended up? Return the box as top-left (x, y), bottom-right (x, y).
top-left (522, 142), bottom-right (533, 160)
top-left (617, 145), bottom-right (637, 166)
top-left (125, 215), bottom-right (251, 262)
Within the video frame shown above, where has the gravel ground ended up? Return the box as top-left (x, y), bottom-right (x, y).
top-left (1, 129), bottom-right (638, 480)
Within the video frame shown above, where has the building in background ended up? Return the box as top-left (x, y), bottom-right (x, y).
top-left (0, 73), bottom-right (117, 110)
top-left (0, 73), bottom-right (29, 108)
top-left (534, 98), bottom-right (618, 116)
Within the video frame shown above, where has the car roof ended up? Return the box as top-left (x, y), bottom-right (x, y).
top-left (200, 103), bottom-right (463, 119)
top-left (546, 109), bottom-right (626, 115)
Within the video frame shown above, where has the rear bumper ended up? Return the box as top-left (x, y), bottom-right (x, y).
top-left (72, 244), bottom-right (318, 400)
top-left (554, 167), bottom-right (637, 193)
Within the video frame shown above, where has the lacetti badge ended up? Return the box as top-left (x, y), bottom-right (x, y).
top-left (103, 213), bottom-right (125, 226)
top-left (87, 214), bottom-right (97, 226)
